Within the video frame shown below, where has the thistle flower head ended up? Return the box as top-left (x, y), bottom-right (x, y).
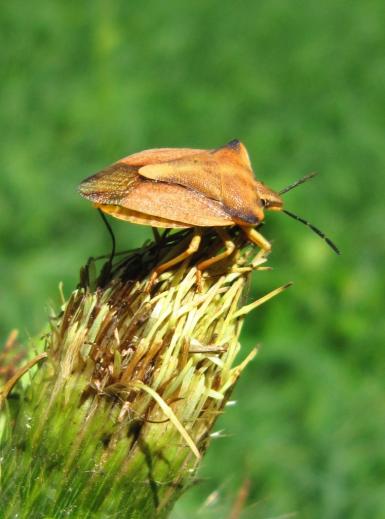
top-left (1, 228), bottom-right (288, 518)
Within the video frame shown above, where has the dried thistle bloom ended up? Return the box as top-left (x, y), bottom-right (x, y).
top-left (0, 228), bottom-right (289, 518)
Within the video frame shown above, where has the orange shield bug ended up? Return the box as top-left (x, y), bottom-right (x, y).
top-left (79, 139), bottom-right (339, 286)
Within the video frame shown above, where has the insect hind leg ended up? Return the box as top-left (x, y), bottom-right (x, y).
top-left (96, 209), bottom-right (117, 286)
top-left (196, 227), bottom-right (236, 290)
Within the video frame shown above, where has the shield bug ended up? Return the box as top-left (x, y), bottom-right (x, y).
top-left (79, 139), bottom-right (339, 286)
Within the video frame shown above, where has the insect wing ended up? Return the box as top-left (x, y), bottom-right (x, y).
top-left (138, 140), bottom-right (263, 225)
top-left (79, 163), bottom-right (139, 205)
top-left (118, 178), bottom-right (233, 227)
top-left (80, 162), bottom-right (233, 227)
top-left (120, 147), bottom-right (205, 166)
top-left (80, 147), bottom-right (208, 205)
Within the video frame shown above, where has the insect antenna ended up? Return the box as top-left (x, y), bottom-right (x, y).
top-left (279, 172), bottom-right (317, 195)
top-left (282, 209), bottom-right (340, 255)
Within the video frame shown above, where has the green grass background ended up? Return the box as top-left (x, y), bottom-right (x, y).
top-left (1, 1), bottom-right (384, 517)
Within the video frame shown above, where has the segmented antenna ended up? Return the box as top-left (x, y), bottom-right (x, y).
top-left (279, 172), bottom-right (317, 196)
top-left (283, 209), bottom-right (340, 255)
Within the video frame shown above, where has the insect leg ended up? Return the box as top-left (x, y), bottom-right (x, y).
top-left (151, 227), bottom-right (161, 243)
top-left (196, 227), bottom-right (236, 290)
top-left (240, 225), bottom-right (271, 253)
top-left (147, 230), bottom-right (202, 290)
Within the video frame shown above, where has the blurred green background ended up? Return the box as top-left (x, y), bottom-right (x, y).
top-left (1, 1), bottom-right (384, 517)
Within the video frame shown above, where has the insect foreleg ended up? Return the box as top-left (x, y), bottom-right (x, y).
top-left (240, 225), bottom-right (272, 253)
